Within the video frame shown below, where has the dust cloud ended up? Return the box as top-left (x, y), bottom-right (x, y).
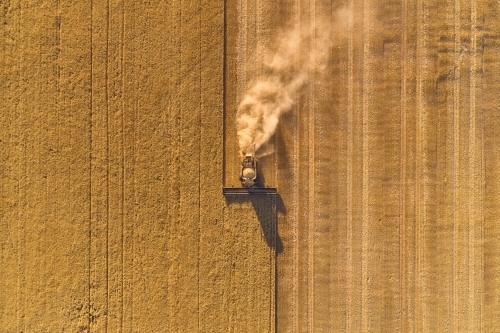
top-left (236, 7), bottom-right (352, 156)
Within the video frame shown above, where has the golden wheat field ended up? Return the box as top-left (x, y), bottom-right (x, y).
top-left (1, 0), bottom-right (500, 332)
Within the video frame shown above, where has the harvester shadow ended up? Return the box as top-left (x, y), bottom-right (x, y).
top-left (224, 193), bottom-right (284, 254)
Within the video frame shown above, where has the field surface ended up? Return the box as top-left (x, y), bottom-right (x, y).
top-left (225, 0), bottom-right (500, 332)
top-left (1, 0), bottom-right (500, 332)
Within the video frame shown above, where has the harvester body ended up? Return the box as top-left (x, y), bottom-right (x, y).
top-left (240, 153), bottom-right (257, 187)
top-left (222, 145), bottom-right (276, 196)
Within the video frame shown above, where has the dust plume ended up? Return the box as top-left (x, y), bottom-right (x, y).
top-left (236, 7), bottom-right (351, 156)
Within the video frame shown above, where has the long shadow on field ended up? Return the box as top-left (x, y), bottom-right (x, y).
top-left (224, 192), bottom-right (284, 254)
top-left (250, 193), bottom-right (284, 254)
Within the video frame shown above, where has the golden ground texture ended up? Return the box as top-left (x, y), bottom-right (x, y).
top-left (1, 0), bottom-right (499, 332)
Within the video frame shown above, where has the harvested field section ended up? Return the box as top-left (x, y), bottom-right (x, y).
top-left (225, 0), bottom-right (500, 332)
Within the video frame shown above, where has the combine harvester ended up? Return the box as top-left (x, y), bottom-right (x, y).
top-left (223, 145), bottom-right (277, 196)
